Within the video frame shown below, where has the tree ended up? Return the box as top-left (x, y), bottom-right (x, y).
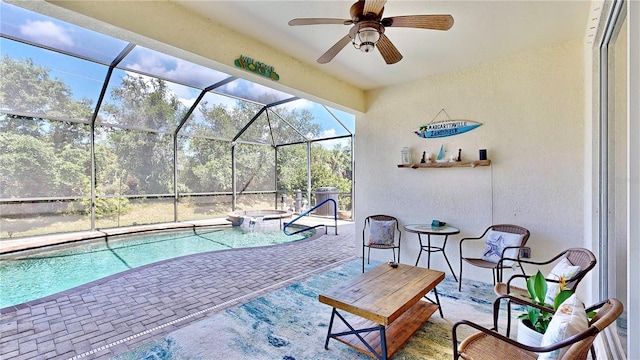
top-left (0, 57), bottom-right (93, 200)
top-left (99, 75), bottom-right (189, 195)
top-left (0, 132), bottom-right (57, 198)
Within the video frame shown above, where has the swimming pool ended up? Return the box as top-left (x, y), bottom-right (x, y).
top-left (0, 226), bottom-right (313, 308)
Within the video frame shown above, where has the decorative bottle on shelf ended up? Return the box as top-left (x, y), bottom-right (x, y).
top-left (401, 147), bottom-right (412, 164)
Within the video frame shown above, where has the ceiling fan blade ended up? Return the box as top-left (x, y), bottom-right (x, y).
top-left (383, 15), bottom-right (454, 30)
top-left (288, 18), bottom-right (352, 26)
top-left (317, 35), bottom-right (352, 64)
top-left (376, 34), bottom-right (402, 64)
top-left (363, 0), bottom-right (387, 16)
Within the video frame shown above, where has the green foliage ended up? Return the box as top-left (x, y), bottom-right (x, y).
top-left (526, 271), bottom-right (548, 305)
top-left (518, 270), bottom-right (574, 334)
top-left (277, 143), bottom-right (309, 192)
top-left (94, 197), bottom-right (131, 219)
top-left (98, 75), bottom-right (186, 195)
top-left (0, 132), bottom-right (56, 197)
top-left (1, 56), bottom-right (353, 231)
top-left (0, 56), bottom-right (94, 120)
top-left (276, 141), bottom-right (352, 210)
top-left (553, 288), bottom-right (573, 309)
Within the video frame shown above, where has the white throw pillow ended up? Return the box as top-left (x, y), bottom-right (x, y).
top-left (481, 230), bottom-right (525, 266)
top-left (545, 257), bottom-right (581, 305)
top-left (368, 219), bottom-right (396, 246)
top-left (538, 294), bottom-right (588, 360)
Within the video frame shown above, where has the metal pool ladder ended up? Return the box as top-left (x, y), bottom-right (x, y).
top-left (283, 198), bottom-right (338, 236)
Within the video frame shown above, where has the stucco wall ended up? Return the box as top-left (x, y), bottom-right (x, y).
top-left (356, 40), bottom-right (586, 284)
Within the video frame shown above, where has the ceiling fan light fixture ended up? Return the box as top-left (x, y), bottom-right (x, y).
top-left (290, 1), bottom-right (453, 64)
top-left (353, 26), bottom-right (380, 53)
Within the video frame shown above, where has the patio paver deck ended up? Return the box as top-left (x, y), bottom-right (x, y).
top-left (0, 223), bottom-right (356, 359)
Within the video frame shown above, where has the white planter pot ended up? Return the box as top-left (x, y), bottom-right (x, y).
top-left (517, 319), bottom-right (544, 347)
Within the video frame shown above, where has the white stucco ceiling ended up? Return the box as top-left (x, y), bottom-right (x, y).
top-left (172, 1), bottom-right (592, 91)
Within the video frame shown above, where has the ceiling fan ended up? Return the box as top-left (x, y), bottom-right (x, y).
top-left (288, 0), bottom-right (454, 65)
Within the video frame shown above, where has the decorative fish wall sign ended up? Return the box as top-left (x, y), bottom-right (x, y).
top-left (414, 120), bottom-right (482, 138)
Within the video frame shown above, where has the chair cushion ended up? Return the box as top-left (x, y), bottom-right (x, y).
top-left (538, 293), bottom-right (588, 360)
top-left (545, 257), bottom-right (581, 305)
top-left (368, 219), bottom-right (396, 246)
top-left (481, 230), bottom-right (525, 266)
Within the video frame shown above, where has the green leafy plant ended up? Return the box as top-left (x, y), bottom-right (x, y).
top-left (518, 270), bottom-right (573, 334)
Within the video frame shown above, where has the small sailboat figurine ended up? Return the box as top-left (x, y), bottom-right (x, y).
top-left (436, 144), bottom-right (445, 161)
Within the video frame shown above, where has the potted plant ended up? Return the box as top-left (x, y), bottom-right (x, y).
top-left (516, 270), bottom-right (572, 346)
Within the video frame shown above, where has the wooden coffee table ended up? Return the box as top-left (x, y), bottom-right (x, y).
top-left (319, 263), bottom-right (445, 360)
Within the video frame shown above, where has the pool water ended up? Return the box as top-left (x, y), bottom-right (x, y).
top-left (0, 227), bottom-right (312, 308)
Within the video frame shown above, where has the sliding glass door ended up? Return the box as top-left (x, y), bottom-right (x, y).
top-left (598, 0), bottom-right (628, 356)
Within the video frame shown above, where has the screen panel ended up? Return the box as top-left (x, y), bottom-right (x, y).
top-left (235, 193), bottom-right (276, 212)
top-left (0, 200), bottom-right (90, 239)
top-left (271, 99), bottom-right (352, 141)
top-left (118, 45), bottom-right (230, 89)
top-left (0, 116), bottom-right (91, 198)
top-left (0, 2), bottom-right (128, 64)
top-left (235, 143), bottom-right (275, 193)
top-left (94, 196), bottom-right (174, 229)
top-left (0, 38), bottom-right (104, 122)
top-left (214, 78), bottom-right (294, 105)
top-left (177, 136), bottom-right (232, 193)
top-left (95, 126), bottom-right (174, 197)
top-left (309, 138), bottom-right (352, 212)
top-left (96, 72), bottom-right (192, 132)
top-left (177, 194), bottom-right (232, 221)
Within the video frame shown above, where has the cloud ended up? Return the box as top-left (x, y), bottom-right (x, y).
top-left (166, 82), bottom-right (198, 103)
top-left (121, 70), bottom-right (200, 106)
top-left (322, 129), bottom-right (337, 138)
top-left (123, 49), bottom-right (227, 89)
top-left (316, 134), bottom-right (351, 150)
top-left (166, 60), bottom-right (227, 88)
top-left (122, 49), bottom-right (298, 105)
top-left (214, 79), bottom-right (297, 105)
top-left (185, 93), bottom-right (239, 127)
top-left (20, 20), bottom-right (74, 49)
top-left (277, 99), bottom-right (314, 112)
top-left (245, 82), bottom-right (292, 102)
top-left (223, 80), bottom-right (239, 93)
top-left (197, 92), bottom-right (238, 114)
top-left (178, 96), bottom-right (197, 109)
top-left (209, 95), bottom-right (237, 111)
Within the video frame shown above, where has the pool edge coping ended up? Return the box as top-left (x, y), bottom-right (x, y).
top-left (0, 223), bottom-right (340, 313)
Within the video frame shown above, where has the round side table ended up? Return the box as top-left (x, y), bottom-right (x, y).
top-left (404, 224), bottom-right (459, 282)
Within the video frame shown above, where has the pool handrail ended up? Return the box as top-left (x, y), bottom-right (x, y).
top-left (283, 198), bottom-right (338, 236)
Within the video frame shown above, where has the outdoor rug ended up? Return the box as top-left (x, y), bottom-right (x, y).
top-left (114, 259), bottom-right (506, 360)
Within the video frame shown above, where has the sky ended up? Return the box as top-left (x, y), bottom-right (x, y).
top-left (0, 2), bottom-right (355, 142)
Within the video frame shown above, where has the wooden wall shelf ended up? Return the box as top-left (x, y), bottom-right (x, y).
top-left (397, 160), bottom-right (491, 169)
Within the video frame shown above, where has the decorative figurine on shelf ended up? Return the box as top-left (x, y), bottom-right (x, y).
top-left (420, 151), bottom-right (426, 163)
top-left (401, 147), bottom-right (412, 164)
top-left (479, 149), bottom-right (487, 160)
top-left (457, 149), bottom-right (462, 162)
top-left (436, 144), bottom-right (445, 161)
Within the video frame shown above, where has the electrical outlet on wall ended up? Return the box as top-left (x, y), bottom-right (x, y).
top-left (520, 247), bottom-right (531, 259)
